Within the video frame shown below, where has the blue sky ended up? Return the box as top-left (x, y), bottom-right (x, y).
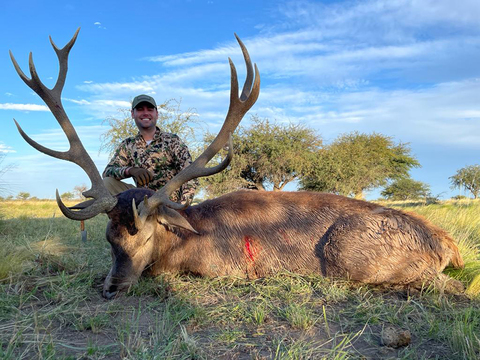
top-left (1, 0), bottom-right (479, 200)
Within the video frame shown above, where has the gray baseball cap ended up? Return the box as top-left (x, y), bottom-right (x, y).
top-left (132, 94), bottom-right (157, 109)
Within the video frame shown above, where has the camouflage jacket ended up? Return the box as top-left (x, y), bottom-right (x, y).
top-left (103, 127), bottom-right (197, 203)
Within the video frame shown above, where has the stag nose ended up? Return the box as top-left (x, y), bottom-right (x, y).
top-left (103, 285), bottom-right (118, 300)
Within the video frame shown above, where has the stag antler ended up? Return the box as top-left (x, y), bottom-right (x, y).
top-left (134, 34), bottom-right (260, 228)
top-left (10, 28), bottom-right (118, 220)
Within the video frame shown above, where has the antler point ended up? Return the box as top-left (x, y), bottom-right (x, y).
top-left (14, 28), bottom-right (116, 221)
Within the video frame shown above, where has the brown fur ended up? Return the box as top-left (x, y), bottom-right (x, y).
top-left (102, 188), bottom-right (464, 298)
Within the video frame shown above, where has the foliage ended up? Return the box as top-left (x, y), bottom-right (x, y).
top-left (60, 192), bottom-right (74, 200)
top-left (381, 177), bottom-right (431, 201)
top-left (16, 192), bottom-right (30, 200)
top-left (450, 164), bottom-right (480, 199)
top-left (300, 131), bottom-right (420, 198)
top-left (201, 116), bottom-right (322, 197)
top-left (100, 98), bottom-right (200, 157)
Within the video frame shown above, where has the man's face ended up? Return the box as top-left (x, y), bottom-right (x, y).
top-left (131, 102), bottom-right (158, 131)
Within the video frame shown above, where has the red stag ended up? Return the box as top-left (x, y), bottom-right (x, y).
top-left (11, 29), bottom-right (464, 299)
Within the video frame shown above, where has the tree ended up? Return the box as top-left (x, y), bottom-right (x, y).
top-left (201, 116), bottom-right (322, 197)
top-left (16, 192), bottom-right (30, 200)
top-left (60, 192), bottom-right (74, 200)
top-left (450, 165), bottom-right (480, 199)
top-left (300, 132), bottom-right (420, 198)
top-left (381, 177), bottom-right (431, 201)
top-left (73, 184), bottom-right (88, 199)
top-left (100, 98), bottom-right (200, 156)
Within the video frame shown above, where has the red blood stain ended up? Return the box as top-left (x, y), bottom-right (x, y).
top-left (281, 230), bottom-right (291, 245)
top-left (244, 236), bottom-right (256, 262)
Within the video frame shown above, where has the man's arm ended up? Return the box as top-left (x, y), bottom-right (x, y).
top-left (102, 141), bottom-right (133, 179)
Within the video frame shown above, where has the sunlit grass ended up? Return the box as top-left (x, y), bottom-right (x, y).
top-left (0, 200), bottom-right (78, 219)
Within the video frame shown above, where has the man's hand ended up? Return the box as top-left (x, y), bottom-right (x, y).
top-left (128, 167), bottom-right (154, 186)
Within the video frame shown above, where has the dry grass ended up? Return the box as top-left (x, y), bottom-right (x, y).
top-left (0, 200), bottom-right (78, 219)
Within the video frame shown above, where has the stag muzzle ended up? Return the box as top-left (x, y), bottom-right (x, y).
top-left (102, 267), bottom-right (139, 299)
top-left (102, 272), bottom-right (121, 299)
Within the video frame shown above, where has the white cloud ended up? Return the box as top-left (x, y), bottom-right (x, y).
top-left (63, 98), bottom-right (91, 105)
top-left (90, 99), bottom-right (131, 109)
top-left (253, 78), bottom-right (480, 148)
top-left (94, 21), bottom-right (106, 30)
top-left (77, 81), bottom-right (157, 95)
top-left (0, 143), bottom-right (15, 153)
top-left (276, 0), bottom-right (480, 37)
top-left (0, 103), bottom-right (49, 111)
top-left (139, 27), bottom-right (479, 94)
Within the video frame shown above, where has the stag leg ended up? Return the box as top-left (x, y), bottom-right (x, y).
top-left (318, 212), bottom-right (459, 287)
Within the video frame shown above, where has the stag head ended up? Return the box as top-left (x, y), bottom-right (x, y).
top-left (11, 29), bottom-right (260, 298)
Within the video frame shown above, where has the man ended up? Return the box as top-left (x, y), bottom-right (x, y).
top-left (103, 94), bottom-right (196, 203)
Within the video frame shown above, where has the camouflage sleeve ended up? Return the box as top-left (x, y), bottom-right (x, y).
top-left (102, 141), bottom-right (133, 180)
top-left (179, 178), bottom-right (199, 204)
top-left (171, 135), bottom-right (198, 203)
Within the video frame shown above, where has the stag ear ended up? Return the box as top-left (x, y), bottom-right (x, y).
top-left (157, 206), bottom-right (199, 234)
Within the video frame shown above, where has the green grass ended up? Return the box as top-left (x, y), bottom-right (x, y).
top-left (0, 199), bottom-right (479, 359)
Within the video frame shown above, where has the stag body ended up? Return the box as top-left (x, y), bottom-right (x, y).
top-left (11, 29), bottom-right (464, 300)
top-left (102, 188), bottom-right (464, 298)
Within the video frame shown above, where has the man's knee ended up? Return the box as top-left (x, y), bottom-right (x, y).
top-left (103, 177), bottom-right (135, 195)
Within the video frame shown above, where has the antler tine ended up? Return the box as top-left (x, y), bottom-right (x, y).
top-left (9, 28), bottom-right (79, 106)
top-left (14, 119), bottom-right (69, 160)
top-left (134, 35), bottom-right (260, 227)
top-left (11, 29), bottom-right (117, 220)
top-left (49, 27), bottom-right (80, 95)
top-left (55, 189), bottom-right (115, 221)
top-left (234, 33), bottom-right (254, 101)
top-left (197, 134), bottom-right (234, 176)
